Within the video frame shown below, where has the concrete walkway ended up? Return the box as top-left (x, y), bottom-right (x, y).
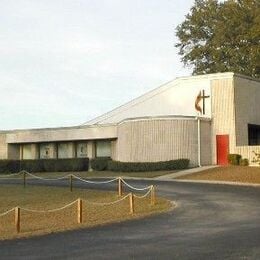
top-left (155, 165), bottom-right (218, 180)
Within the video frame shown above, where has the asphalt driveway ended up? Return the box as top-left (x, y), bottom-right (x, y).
top-left (0, 180), bottom-right (259, 259)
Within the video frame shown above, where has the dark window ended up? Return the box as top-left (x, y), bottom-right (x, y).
top-left (248, 124), bottom-right (260, 145)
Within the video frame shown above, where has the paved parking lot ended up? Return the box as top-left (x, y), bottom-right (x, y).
top-left (0, 180), bottom-right (259, 259)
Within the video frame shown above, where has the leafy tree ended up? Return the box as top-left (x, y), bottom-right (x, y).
top-left (175, 0), bottom-right (260, 78)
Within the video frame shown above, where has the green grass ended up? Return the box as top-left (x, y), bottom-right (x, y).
top-left (0, 184), bottom-right (172, 240)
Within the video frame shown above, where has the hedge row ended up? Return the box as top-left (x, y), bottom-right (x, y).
top-left (0, 158), bottom-right (89, 173)
top-left (90, 158), bottom-right (111, 171)
top-left (90, 158), bottom-right (190, 172)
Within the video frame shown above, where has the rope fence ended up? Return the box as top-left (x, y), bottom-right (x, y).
top-left (0, 171), bottom-right (154, 196)
top-left (0, 171), bottom-right (156, 234)
top-left (0, 188), bottom-right (155, 233)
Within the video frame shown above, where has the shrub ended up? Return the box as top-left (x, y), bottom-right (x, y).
top-left (20, 160), bottom-right (43, 172)
top-left (107, 159), bottom-right (190, 172)
top-left (0, 158), bottom-right (89, 173)
top-left (239, 158), bottom-right (249, 166)
top-left (0, 160), bottom-right (20, 173)
top-left (42, 158), bottom-right (89, 172)
top-left (228, 154), bottom-right (242, 165)
top-left (90, 158), bottom-right (111, 171)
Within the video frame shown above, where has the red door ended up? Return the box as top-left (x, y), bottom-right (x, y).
top-left (216, 135), bottom-right (229, 165)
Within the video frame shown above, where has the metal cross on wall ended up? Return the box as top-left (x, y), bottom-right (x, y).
top-left (195, 90), bottom-right (210, 115)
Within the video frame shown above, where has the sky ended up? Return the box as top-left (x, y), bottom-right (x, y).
top-left (0, 0), bottom-right (194, 130)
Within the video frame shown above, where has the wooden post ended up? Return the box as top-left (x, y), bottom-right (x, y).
top-left (69, 175), bottom-right (73, 192)
top-left (118, 177), bottom-right (122, 196)
top-left (129, 193), bottom-right (134, 214)
top-left (23, 171), bottom-right (26, 188)
top-left (151, 185), bottom-right (156, 206)
top-left (15, 207), bottom-right (20, 233)
top-left (77, 198), bottom-right (82, 224)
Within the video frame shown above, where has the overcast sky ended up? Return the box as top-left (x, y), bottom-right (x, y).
top-left (0, 0), bottom-right (194, 130)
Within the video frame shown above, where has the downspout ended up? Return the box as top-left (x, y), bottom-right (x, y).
top-left (197, 117), bottom-right (202, 167)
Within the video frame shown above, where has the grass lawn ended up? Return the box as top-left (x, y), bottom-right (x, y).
top-left (177, 166), bottom-right (260, 184)
top-left (0, 170), bottom-right (177, 179)
top-left (0, 185), bottom-right (172, 240)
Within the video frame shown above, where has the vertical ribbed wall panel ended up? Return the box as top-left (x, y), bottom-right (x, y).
top-left (235, 146), bottom-right (260, 166)
top-left (211, 78), bottom-right (236, 164)
top-left (200, 121), bottom-right (212, 165)
top-left (117, 119), bottom-right (200, 166)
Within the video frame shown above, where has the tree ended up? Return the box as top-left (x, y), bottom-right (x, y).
top-left (175, 0), bottom-right (260, 78)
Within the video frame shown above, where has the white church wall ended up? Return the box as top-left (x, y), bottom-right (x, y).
top-left (117, 118), bottom-right (199, 166)
top-left (211, 77), bottom-right (237, 164)
top-left (87, 77), bottom-right (212, 125)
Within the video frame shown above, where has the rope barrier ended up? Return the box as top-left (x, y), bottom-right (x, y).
top-left (0, 171), bottom-right (153, 193)
top-left (0, 172), bottom-right (22, 178)
top-left (82, 193), bottom-right (130, 206)
top-left (120, 178), bottom-right (152, 191)
top-left (72, 175), bottom-right (119, 184)
top-left (0, 208), bottom-right (15, 217)
top-left (133, 188), bottom-right (152, 199)
top-left (25, 172), bottom-right (70, 181)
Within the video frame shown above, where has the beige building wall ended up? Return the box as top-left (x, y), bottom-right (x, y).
top-left (210, 78), bottom-right (237, 164)
top-left (235, 146), bottom-right (260, 166)
top-left (234, 76), bottom-right (260, 146)
top-left (116, 118), bottom-right (201, 166)
top-left (0, 133), bottom-right (7, 159)
top-left (6, 125), bottom-right (117, 144)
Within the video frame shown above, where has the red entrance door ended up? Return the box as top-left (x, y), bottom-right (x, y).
top-left (216, 135), bottom-right (229, 165)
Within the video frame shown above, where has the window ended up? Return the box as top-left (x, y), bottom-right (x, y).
top-left (40, 143), bottom-right (52, 159)
top-left (58, 143), bottom-right (74, 158)
top-left (22, 144), bottom-right (33, 160)
top-left (96, 141), bottom-right (111, 158)
top-left (248, 124), bottom-right (260, 145)
top-left (77, 142), bottom-right (88, 158)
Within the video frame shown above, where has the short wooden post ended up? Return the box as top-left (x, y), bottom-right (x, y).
top-left (151, 185), bottom-right (156, 205)
top-left (23, 171), bottom-right (26, 188)
top-left (77, 198), bottom-right (82, 224)
top-left (15, 207), bottom-right (20, 233)
top-left (129, 193), bottom-right (134, 214)
top-left (118, 177), bottom-right (122, 196)
top-left (69, 175), bottom-right (73, 192)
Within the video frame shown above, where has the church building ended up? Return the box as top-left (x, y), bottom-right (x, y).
top-left (0, 72), bottom-right (259, 167)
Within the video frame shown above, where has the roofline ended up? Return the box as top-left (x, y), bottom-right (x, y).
top-left (117, 115), bottom-right (211, 125)
top-left (0, 123), bottom-right (117, 134)
top-left (176, 72), bottom-right (260, 82)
